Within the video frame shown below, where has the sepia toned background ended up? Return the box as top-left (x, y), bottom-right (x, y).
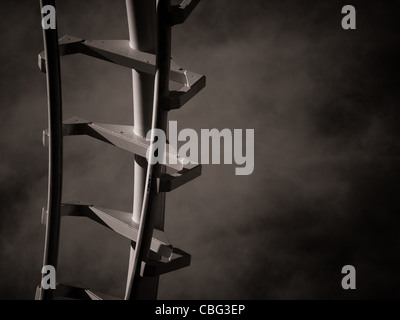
top-left (1, 0), bottom-right (400, 299)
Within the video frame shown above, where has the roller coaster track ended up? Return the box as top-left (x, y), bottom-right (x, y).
top-left (36, 0), bottom-right (205, 300)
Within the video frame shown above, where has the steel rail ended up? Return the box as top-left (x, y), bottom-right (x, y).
top-left (38, 0), bottom-right (63, 301)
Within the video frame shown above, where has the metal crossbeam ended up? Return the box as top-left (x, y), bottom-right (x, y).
top-left (38, 35), bottom-right (206, 110)
top-left (42, 201), bottom-right (174, 258)
top-left (43, 117), bottom-right (202, 191)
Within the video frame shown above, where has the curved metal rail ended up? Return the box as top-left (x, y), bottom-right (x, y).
top-left (38, 0), bottom-right (63, 301)
top-left (124, 0), bottom-right (172, 300)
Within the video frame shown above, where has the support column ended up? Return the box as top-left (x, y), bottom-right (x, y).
top-left (125, 0), bottom-right (168, 300)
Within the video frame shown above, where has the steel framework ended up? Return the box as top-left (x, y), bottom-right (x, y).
top-left (36, 0), bottom-right (205, 300)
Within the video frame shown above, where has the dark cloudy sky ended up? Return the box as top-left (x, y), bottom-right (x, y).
top-left (1, 0), bottom-right (400, 300)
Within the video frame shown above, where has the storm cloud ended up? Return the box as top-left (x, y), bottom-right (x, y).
top-left (1, 0), bottom-right (400, 299)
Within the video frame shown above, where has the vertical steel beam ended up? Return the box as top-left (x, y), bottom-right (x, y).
top-left (125, 0), bottom-right (169, 299)
top-left (38, 0), bottom-right (63, 300)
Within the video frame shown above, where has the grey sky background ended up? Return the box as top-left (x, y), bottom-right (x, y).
top-left (1, 0), bottom-right (400, 299)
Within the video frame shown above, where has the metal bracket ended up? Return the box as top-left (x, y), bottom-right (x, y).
top-left (38, 35), bottom-right (205, 110)
top-left (169, 0), bottom-right (201, 26)
top-left (141, 247), bottom-right (191, 277)
top-left (159, 164), bottom-right (202, 192)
